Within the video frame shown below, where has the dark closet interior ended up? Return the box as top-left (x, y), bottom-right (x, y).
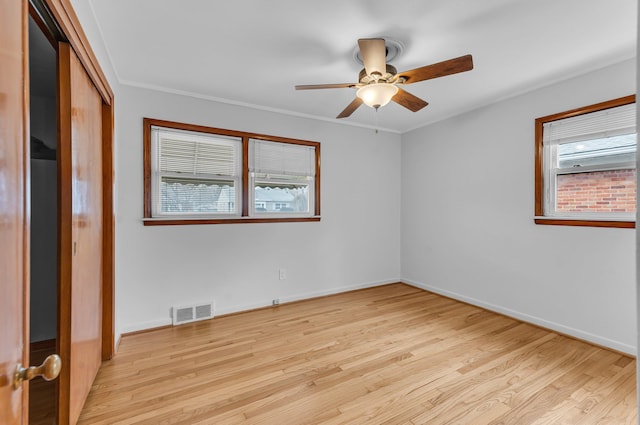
top-left (28, 12), bottom-right (58, 424)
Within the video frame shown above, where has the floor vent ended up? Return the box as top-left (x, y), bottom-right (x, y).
top-left (172, 301), bottom-right (215, 325)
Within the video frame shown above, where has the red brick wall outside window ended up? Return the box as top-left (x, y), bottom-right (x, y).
top-left (556, 169), bottom-right (636, 213)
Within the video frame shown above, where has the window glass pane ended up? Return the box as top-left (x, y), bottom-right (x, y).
top-left (254, 180), bottom-right (309, 213)
top-left (555, 169), bottom-right (636, 213)
top-left (160, 177), bottom-right (236, 213)
top-left (557, 133), bottom-right (636, 169)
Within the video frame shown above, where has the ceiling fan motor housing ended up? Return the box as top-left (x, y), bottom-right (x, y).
top-left (359, 64), bottom-right (398, 84)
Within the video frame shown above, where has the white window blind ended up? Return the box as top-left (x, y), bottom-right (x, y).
top-left (249, 139), bottom-right (316, 176)
top-left (154, 127), bottom-right (241, 177)
top-left (151, 126), bottom-right (241, 216)
top-left (543, 103), bottom-right (636, 146)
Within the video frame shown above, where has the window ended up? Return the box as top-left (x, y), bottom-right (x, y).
top-left (249, 139), bottom-right (316, 216)
top-left (144, 118), bottom-right (320, 225)
top-left (151, 126), bottom-right (241, 217)
top-left (535, 95), bottom-right (636, 228)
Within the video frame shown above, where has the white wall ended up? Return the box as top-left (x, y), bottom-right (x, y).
top-left (401, 59), bottom-right (637, 354)
top-left (115, 85), bottom-right (402, 335)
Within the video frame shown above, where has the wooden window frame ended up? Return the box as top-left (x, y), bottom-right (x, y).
top-left (143, 118), bottom-right (321, 225)
top-left (534, 95), bottom-right (636, 229)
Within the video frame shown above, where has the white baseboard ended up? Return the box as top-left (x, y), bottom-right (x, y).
top-left (119, 279), bottom-right (399, 337)
top-left (402, 279), bottom-right (636, 356)
top-left (216, 278), bottom-right (397, 316)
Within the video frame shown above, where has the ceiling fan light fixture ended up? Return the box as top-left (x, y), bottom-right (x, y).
top-left (356, 83), bottom-right (398, 109)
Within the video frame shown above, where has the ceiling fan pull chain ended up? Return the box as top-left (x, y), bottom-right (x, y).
top-left (375, 108), bottom-right (379, 134)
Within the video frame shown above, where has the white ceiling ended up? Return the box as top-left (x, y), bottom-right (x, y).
top-left (87, 0), bottom-right (637, 133)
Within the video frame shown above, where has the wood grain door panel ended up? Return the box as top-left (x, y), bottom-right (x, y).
top-left (58, 41), bottom-right (103, 425)
top-left (0, 0), bottom-right (28, 423)
top-left (0, 2), bottom-right (111, 423)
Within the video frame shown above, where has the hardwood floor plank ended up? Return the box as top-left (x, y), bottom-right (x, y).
top-left (78, 283), bottom-right (637, 424)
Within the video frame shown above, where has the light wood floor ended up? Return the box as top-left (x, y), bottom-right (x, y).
top-left (78, 283), bottom-right (637, 424)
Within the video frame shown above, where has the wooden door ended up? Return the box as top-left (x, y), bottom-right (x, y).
top-left (57, 42), bottom-right (104, 425)
top-left (0, 0), bottom-right (29, 423)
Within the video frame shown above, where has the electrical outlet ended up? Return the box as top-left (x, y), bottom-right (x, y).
top-left (272, 299), bottom-right (280, 306)
top-left (279, 268), bottom-right (287, 280)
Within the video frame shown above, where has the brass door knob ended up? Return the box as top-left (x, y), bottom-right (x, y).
top-left (13, 354), bottom-right (62, 389)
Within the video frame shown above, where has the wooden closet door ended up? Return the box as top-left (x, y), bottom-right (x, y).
top-left (57, 41), bottom-right (104, 425)
top-left (0, 0), bottom-right (29, 423)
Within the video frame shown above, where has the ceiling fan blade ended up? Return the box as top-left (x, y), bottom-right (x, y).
top-left (358, 38), bottom-right (386, 77)
top-left (397, 54), bottom-right (473, 84)
top-left (295, 83), bottom-right (356, 90)
top-left (337, 97), bottom-right (363, 118)
top-left (392, 88), bottom-right (428, 112)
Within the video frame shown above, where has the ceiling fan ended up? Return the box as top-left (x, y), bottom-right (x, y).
top-left (295, 38), bottom-right (473, 118)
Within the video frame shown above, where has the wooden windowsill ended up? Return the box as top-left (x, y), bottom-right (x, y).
top-left (143, 216), bottom-right (321, 226)
top-left (534, 217), bottom-right (635, 229)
